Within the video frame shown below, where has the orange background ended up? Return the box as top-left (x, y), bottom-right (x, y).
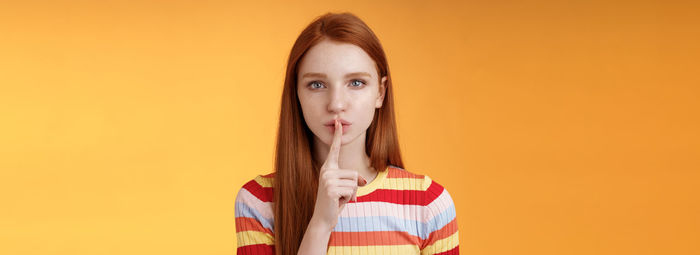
top-left (1, 0), bottom-right (698, 254)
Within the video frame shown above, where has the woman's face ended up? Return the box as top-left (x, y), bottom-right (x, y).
top-left (297, 39), bottom-right (387, 147)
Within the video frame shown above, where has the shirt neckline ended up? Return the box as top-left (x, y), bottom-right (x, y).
top-left (356, 165), bottom-right (390, 197)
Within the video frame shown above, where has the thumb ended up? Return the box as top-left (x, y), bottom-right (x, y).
top-left (358, 176), bottom-right (367, 186)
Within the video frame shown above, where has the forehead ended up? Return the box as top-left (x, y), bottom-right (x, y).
top-left (297, 39), bottom-right (378, 78)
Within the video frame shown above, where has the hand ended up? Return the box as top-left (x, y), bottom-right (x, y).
top-left (311, 119), bottom-right (367, 230)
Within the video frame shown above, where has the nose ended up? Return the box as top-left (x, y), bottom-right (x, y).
top-left (327, 85), bottom-right (347, 114)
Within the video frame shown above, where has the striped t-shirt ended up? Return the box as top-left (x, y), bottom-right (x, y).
top-left (234, 165), bottom-right (459, 254)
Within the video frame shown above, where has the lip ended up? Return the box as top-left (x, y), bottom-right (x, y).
top-left (324, 119), bottom-right (351, 126)
top-left (326, 124), bottom-right (349, 134)
top-left (324, 119), bottom-right (351, 134)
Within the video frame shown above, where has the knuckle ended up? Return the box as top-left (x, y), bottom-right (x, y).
top-left (321, 171), bottom-right (332, 181)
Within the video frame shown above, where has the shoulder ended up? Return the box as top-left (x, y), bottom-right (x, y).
top-left (234, 173), bottom-right (276, 249)
top-left (236, 172), bottom-right (275, 203)
top-left (390, 167), bottom-right (458, 243)
top-left (384, 165), bottom-right (454, 206)
top-left (234, 172), bottom-right (276, 232)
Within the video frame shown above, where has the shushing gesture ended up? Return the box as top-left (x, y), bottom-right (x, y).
top-left (312, 119), bottom-right (367, 229)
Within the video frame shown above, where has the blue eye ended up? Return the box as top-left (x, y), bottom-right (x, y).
top-left (350, 79), bottom-right (366, 87)
top-left (307, 80), bottom-right (366, 89)
top-left (308, 81), bottom-right (324, 89)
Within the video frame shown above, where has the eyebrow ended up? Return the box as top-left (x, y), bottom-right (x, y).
top-left (301, 72), bottom-right (372, 79)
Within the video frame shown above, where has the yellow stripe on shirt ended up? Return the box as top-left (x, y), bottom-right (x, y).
top-left (421, 231), bottom-right (459, 254)
top-left (236, 230), bottom-right (274, 246)
top-left (327, 244), bottom-right (420, 255)
top-left (254, 175), bottom-right (274, 188)
top-left (380, 177), bottom-right (432, 191)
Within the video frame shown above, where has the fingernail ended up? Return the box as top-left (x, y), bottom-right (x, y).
top-left (361, 177), bottom-right (367, 185)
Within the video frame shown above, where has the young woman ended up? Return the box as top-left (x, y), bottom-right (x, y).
top-left (235, 12), bottom-right (459, 255)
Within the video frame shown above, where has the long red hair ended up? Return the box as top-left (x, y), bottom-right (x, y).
top-left (273, 12), bottom-right (404, 255)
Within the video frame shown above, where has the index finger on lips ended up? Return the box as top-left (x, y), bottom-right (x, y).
top-left (323, 119), bottom-right (342, 169)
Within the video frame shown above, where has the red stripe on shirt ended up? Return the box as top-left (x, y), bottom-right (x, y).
top-left (235, 217), bottom-right (273, 235)
top-left (242, 179), bottom-right (274, 202)
top-left (386, 167), bottom-right (424, 179)
top-left (434, 245), bottom-right (460, 255)
top-left (356, 180), bottom-right (445, 206)
top-left (237, 243), bottom-right (274, 255)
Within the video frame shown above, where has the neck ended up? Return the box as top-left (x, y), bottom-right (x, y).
top-left (313, 131), bottom-right (377, 181)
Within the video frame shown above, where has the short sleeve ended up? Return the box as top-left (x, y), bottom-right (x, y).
top-left (234, 177), bottom-right (275, 254)
top-left (420, 177), bottom-right (459, 254)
